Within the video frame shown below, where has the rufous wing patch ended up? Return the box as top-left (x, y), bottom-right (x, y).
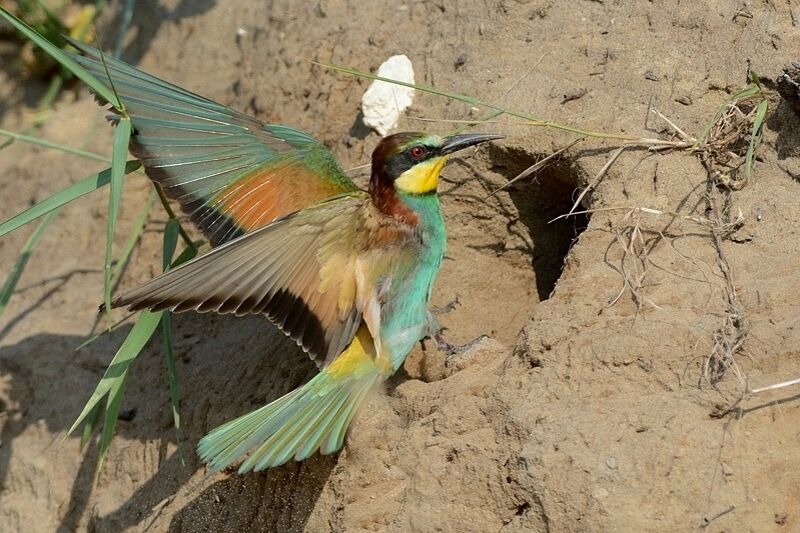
top-left (211, 162), bottom-right (347, 232)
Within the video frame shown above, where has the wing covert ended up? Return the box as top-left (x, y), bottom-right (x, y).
top-left (111, 193), bottom-right (419, 367)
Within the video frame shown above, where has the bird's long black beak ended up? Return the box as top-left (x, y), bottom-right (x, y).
top-left (440, 133), bottom-right (504, 155)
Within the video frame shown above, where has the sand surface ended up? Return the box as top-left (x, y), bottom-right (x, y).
top-left (1, 1), bottom-right (799, 531)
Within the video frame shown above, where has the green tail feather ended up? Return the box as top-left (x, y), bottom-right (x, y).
top-left (197, 369), bottom-right (380, 473)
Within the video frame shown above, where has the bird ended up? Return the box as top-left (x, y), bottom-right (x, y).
top-left (70, 41), bottom-right (503, 473)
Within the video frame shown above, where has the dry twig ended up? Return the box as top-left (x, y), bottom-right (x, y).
top-left (485, 138), bottom-right (583, 198)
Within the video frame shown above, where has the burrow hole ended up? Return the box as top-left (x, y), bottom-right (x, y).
top-left (487, 145), bottom-right (590, 300)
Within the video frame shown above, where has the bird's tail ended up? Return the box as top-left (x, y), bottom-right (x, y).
top-left (198, 326), bottom-right (386, 473)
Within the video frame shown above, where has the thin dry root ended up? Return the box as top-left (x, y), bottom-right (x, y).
top-left (549, 89), bottom-right (764, 405)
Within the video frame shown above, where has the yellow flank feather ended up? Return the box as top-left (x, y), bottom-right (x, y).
top-left (326, 325), bottom-right (392, 377)
top-left (394, 156), bottom-right (447, 194)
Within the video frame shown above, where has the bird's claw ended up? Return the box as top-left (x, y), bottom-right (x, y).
top-left (429, 296), bottom-right (460, 316)
top-left (435, 332), bottom-right (489, 356)
top-left (425, 303), bottom-right (487, 357)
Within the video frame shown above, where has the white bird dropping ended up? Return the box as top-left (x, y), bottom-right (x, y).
top-left (361, 55), bottom-right (415, 136)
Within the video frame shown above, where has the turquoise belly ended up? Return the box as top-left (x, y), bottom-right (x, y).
top-left (379, 192), bottom-right (446, 370)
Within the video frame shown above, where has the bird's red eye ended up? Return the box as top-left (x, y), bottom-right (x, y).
top-left (410, 146), bottom-right (426, 159)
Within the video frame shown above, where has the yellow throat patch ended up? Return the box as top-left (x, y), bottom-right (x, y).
top-left (394, 156), bottom-right (447, 194)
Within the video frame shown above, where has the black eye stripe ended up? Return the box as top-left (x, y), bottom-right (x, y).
top-left (383, 144), bottom-right (437, 179)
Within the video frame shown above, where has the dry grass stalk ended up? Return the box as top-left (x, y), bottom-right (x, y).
top-left (567, 145), bottom-right (626, 216)
top-left (559, 95), bottom-right (763, 405)
top-left (485, 138), bottom-right (583, 198)
top-left (749, 377), bottom-right (800, 395)
top-left (606, 221), bottom-right (655, 310)
top-left (557, 204), bottom-right (742, 312)
top-left (696, 95), bottom-right (765, 408)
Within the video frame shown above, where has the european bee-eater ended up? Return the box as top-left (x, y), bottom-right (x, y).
top-left (71, 41), bottom-right (502, 473)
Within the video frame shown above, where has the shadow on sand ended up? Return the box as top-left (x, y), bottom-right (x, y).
top-left (0, 309), bottom-right (336, 531)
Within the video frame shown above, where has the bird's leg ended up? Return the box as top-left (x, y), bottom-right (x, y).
top-left (426, 296), bottom-right (459, 351)
top-left (426, 311), bottom-right (450, 351)
top-left (441, 334), bottom-right (489, 356)
top-left (429, 295), bottom-right (460, 316)
top-left (426, 308), bottom-right (488, 355)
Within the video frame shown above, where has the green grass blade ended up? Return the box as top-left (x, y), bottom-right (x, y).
top-left (36, 70), bottom-right (64, 111)
top-left (162, 218), bottom-right (179, 269)
top-left (0, 6), bottom-right (120, 107)
top-left (0, 160), bottom-right (141, 238)
top-left (76, 236), bottom-right (196, 353)
top-left (67, 309), bottom-right (162, 436)
top-left (318, 62), bottom-right (639, 140)
top-left (111, 189), bottom-right (155, 282)
top-left (319, 62), bottom-right (482, 106)
top-left (161, 219), bottom-right (182, 447)
top-left (113, 0), bottom-right (136, 57)
top-left (730, 84), bottom-right (761, 103)
top-left (153, 185), bottom-right (198, 249)
top-left (96, 372), bottom-right (128, 478)
top-left (696, 84), bottom-right (762, 145)
top-left (172, 245), bottom-right (199, 267)
top-left (74, 311), bottom-right (136, 352)
top-left (161, 313), bottom-right (181, 441)
top-left (103, 118), bottom-right (132, 325)
top-left (745, 99), bottom-right (768, 181)
top-left (79, 402), bottom-right (102, 450)
top-left (0, 128), bottom-right (109, 162)
top-left (33, 0), bottom-right (65, 31)
top-left (0, 209), bottom-right (58, 319)
top-left (77, 219), bottom-right (193, 464)
top-left (748, 70), bottom-right (762, 88)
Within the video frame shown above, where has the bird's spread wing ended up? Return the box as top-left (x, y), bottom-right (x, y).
top-left (112, 193), bottom-right (421, 367)
top-left (69, 40), bottom-right (359, 246)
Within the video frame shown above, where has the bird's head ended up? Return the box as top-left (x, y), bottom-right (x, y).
top-left (369, 132), bottom-right (503, 196)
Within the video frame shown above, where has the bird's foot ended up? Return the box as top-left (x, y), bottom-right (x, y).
top-left (435, 332), bottom-right (489, 356)
top-left (429, 295), bottom-right (460, 316)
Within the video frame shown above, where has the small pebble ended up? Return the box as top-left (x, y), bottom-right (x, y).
top-left (606, 456), bottom-right (618, 469)
top-left (118, 407), bottom-right (137, 421)
top-left (561, 88), bottom-right (588, 104)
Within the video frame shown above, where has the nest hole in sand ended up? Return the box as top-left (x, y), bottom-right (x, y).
top-left (486, 144), bottom-right (590, 301)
